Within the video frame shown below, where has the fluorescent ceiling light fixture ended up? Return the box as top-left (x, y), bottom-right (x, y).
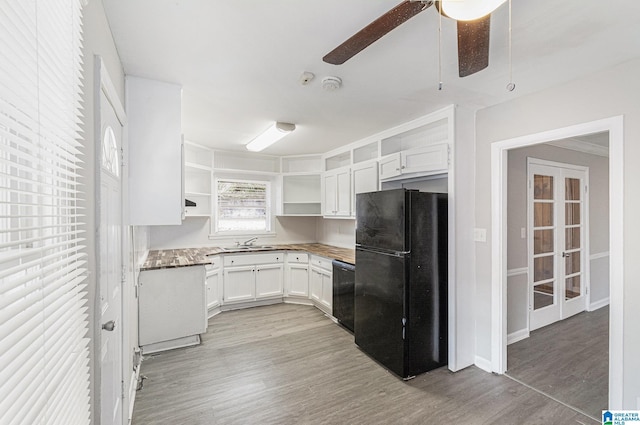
top-left (441, 0), bottom-right (507, 21)
top-left (246, 122), bottom-right (296, 152)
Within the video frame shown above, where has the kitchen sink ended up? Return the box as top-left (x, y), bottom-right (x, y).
top-left (218, 245), bottom-right (274, 252)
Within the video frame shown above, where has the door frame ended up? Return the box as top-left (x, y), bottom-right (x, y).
top-left (527, 158), bottom-right (590, 330)
top-left (490, 116), bottom-right (623, 409)
top-left (94, 55), bottom-right (129, 425)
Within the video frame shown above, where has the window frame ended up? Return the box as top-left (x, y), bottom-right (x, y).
top-left (212, 176), bottom-right (275, 237)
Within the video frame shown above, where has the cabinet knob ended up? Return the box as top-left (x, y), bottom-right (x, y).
top-left (401, 165), bottom-right (406, 169)
top-left (396, 168), bottom-right (400, 171)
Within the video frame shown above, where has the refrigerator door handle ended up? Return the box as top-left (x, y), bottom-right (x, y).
top-left (356, 246), bottom-right (410, 257)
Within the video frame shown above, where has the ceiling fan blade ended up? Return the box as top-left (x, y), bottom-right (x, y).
top-left (457, 14), bottom-right (491, 77)
top-left (323, 1), bottom-right (432, 65)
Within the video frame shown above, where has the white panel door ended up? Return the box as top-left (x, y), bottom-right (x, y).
top-left (528, 161), bottom-right (588, 331)
top-left (99, 91), bottom-right (123, 425)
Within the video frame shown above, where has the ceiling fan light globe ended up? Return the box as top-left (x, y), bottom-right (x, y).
top-left (441, 0), bottom-right (507, 21)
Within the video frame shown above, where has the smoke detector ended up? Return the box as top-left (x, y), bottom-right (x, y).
top-left (321, 76), bottom-right (342, 91)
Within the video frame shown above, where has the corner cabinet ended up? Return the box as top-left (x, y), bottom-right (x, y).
top-left (309, 255), bottom-right (333, 315)
top-left (127, 76), bottom-right (184, 225)
top-left (323, 167), bottom-right (351, 217)
top-left (284, 252), bottom-right (310, 299)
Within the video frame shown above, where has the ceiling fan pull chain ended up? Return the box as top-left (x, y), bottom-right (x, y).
top-left (506, 0), bottom-right (516, 91)
top-left (438, 0), bottom-right (443, 90)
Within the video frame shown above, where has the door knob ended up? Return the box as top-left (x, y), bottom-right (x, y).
top-left (562, 252), bottom-right (569, 258)
top-left (102, 320), bottom-right (116, 331)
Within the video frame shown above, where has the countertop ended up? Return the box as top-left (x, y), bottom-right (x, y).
top-left (141, 243), bottom-right (355, 271)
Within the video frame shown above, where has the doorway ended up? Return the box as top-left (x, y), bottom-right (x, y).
top-left (502, 143), bottom-right (608, 419)
top-left (96, 57), bottom-right (127, 425)
top-left (489, 116), bottom-right (623, 409)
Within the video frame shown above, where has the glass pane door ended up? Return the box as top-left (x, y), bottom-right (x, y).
top-left (528, 161), bottom-right (587, 331)
top-left (532, 174), bottom-right (556, 312)
top-left (564, 177), bottom-right (581, 300)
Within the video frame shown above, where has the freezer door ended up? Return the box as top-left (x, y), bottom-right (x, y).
top-left (354, 247), bottom-right (408, 378)
top-left (355, 189), bottom-right (409, 252)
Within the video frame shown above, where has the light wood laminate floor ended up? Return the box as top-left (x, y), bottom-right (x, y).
top-left (132, 304), bottom-right (599, 425)
top-left (507, 306), bottom-right (609, 420)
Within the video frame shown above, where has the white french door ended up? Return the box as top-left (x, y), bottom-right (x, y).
top-left (528, 159), bottom-right (588, 331)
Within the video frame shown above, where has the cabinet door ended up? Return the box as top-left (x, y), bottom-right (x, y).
top-left (127, 76), bottom-right (183, 225)
top-left (352, 161), bottom-right (378, 216)
top-left (401, 143), bottom-right (448, 175)
top-left (309, 267), bottom-right (323, 302)
top-left (206, 269), bottom-right (221, 310)
top-left (320, 271), bottom-right (333, 311)
top-left (255, 264), bottom-right (284, 298)
top-left (335, 168), bottom-right (351, 216)
top-left (223, 266), bottom-right (255, 303)
top-left (379, 153), bottom-right (402, 180)
top-left (323, 172), bottom-right (337, 215)
top-left (287, 264), bottom-right (309, 297)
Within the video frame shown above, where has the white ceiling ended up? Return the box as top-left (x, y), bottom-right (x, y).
top-left (102, 0), bottom-right (640, 156)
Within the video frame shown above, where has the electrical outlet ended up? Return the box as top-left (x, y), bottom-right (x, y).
top-left (474, 228), bottom-right (487, 242)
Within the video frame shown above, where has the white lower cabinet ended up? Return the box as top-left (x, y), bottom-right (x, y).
top-left (205, 259), bottom-right (222, 319)
top-left (222, 252), bottom-right (284, 304)
top-left (309, 255), bottom-right (333, 314)
top-left (224, 265), bottom-right (255, 303)
top-left (138, 265), bottom-right (206, 353)
top-left (285, 252), bottom-right (309, 298)
top-left (255, 263), bottom-right (284, 298)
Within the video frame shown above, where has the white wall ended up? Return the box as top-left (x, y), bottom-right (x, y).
top-left (315, 218), bottom-right (356, 248)
top-left (80, 0), bottom-right (126, 421)
top-left (475, 58), bottom-right (640, 408)
top-left (149, 216), bottom-right (318, 249)
top-left (506, 144), bottom-right (610, 337)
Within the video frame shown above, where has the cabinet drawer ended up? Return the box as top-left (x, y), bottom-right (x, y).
top-left (310, 255), bottom-right (332, 271)
top-left (223, 252), bottom-right (284, 267)
top-left (287, 252), bottom-right (309, 264)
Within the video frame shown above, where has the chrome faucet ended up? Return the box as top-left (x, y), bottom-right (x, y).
top-left (241, 237), bottom-right (258, 247)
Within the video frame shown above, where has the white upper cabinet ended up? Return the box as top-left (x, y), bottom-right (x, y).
top-left (127, 76), bottom-right (183, 225)
top-left (351, 159), bottom-right (379, 216)
top-left (379, 117), bottom-right (450, 181)
top-left (323, 167), bottom-right (351, 217)
top-left (379, 144), bottom-right (448, 181)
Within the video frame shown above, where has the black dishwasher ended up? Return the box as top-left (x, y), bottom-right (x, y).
top-left (332, 260), bottom-right (355, 332)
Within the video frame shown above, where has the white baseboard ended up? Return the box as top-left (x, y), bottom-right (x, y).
top-left (589, 297), bottom-right (610, 311)
top-left (507, 328), bottom-right (530, 345)
top-left (141, 334), bottom-right (201, 355)
top-left (474, 355), bottom-right (492, 373)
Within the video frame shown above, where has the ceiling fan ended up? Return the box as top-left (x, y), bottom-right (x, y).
top-left (323, 0), bottom-right (505, 77)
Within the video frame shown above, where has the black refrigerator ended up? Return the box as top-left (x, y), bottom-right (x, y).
top-left (355, 189), bottom-right (447, 379)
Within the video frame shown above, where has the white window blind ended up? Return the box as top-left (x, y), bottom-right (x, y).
top-left (0, 1), bottom-right (91, 425)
